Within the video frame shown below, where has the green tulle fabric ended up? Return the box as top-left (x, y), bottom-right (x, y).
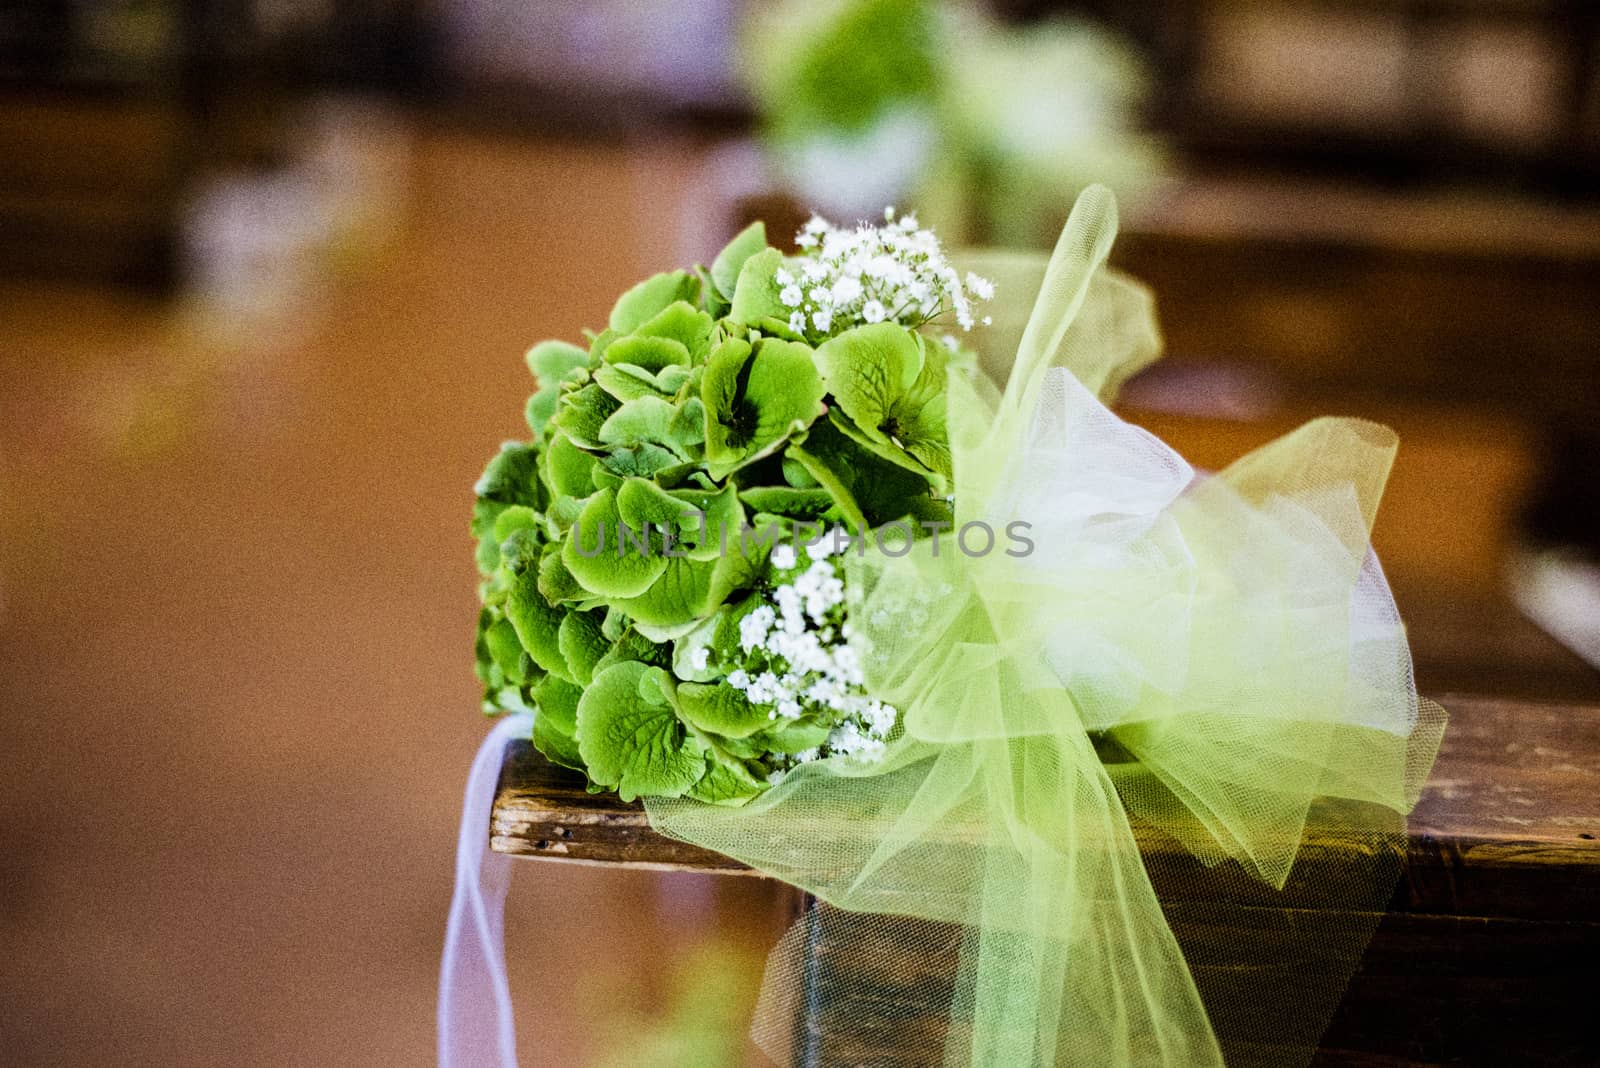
top-left (647, 187), bottom-right (1446, 1067)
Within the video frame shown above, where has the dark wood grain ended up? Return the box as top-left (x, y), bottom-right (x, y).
top-left (490, 738), bottom-right (758, 875)
top-left (492, 694), bottom-right (1600, 1067)
top-left (491, 694), bottom-right (1600, 909)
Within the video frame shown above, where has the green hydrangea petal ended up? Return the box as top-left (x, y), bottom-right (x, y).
top-left (553, 384), bottom-right (621, 449)
top-left (674, 681), bottom-right (770, 738)
top-left (686, 759), bottom-right (765, 806)
top-left (563, 487), bottom-right (668, 598)
top-left (557, 609), bottom-right (608, 686)
top-left (598, 396), bottom-right (684, 455)
top-left (531, 674), bottom-right (585, 771)
top-left (603, 334), bottom-right (691, 374)
top-left (704, 337), bottom-right (825, 480)
top-left (525, 339), bottom-right (590, 383)
top-left (633, 301), bottom-right (714, 361)
top-left (523, 341), bottom-right (591, 438)
top-left (728, 248), bottom-right (789, 325)
top-left (737, 486), bottom-right (839, 521)
top-left (576, 662), bottom-right (704, 801)
top-left (483, 616), bottom-right (532, 686)
top-left (710, 222), bottom-right (768, 300)
top-left (597, 445), bottom-right (693, 481)
top-left (593, 627), bottom-right (671, 676)
top-left (608, 271), bottom-right (699, 334)
top-left (815, 325), bottom-right (951, 486)
top-left (505, 569), bottom-right (573, 682)
top-left (613, 555), bottom-right (718, 628)
top-left (759, 718), bottom-right (832, 754)
top-left (593, 363), bottom-right (670, 402)
top-left (536, 544), bottom-right (585, 604)
top-left (474, 442), bottom-right (540, 504)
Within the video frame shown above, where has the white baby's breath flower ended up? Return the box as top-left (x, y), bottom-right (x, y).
top-left (830, 276), bottom-right (863, 304)
top-left (783, 208), bottom-right (994, 340)
top-left (718, 552), bottom-right (901, 777)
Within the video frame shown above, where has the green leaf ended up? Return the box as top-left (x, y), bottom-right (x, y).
top-left (703, 337), bottom-right (825, 480)
top-left (531, 674), bottom-right (584, 770)
top-left (674, 682), bottom-right (770, 738)
top-left (609, 271), bottom-right (700, 334)
top-left (577, 662), bottom-right (705, 801)
top-left (728, 248), bottom-right (789, 326)
top-left (687, 759), bottom-right (766, 806)
top-left (710, 223), bottom-right (768, 299)
top-left (558, 609), bottom-right (608, 686)
top-left (814, 324), bottom-right (951, 487)
top-left (563, 486), bottom-right (668, 598)
top-left (505, 569), bottom-right (573, 682)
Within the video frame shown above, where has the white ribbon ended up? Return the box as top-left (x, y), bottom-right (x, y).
top-left (439, 712), bottom-right (533, 1068)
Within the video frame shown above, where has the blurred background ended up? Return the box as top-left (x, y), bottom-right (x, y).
top-left (2, 1), bottom-right (1598, 1065)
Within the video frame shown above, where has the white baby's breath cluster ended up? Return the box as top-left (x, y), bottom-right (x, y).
top-left (779, 207), bottom-right (994, 340)
top-left (726, 534), bottom-right (898, 779)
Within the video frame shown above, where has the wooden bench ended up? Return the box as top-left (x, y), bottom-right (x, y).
top-left (491, 694), bottom-right (1600, 1066)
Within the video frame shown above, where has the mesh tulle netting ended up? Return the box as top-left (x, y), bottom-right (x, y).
top-left (647, 186), bottom-right (1446, 1067)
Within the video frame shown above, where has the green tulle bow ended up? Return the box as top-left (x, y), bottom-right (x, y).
top-left (648, 187), bottom-right (1445, 1067)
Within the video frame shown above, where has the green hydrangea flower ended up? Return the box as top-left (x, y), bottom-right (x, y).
top-left (472, 217), bottom-right (991, 800)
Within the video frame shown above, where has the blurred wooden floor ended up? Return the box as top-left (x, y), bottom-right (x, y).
top-left (0, 128), bottom-right (1595, 1068)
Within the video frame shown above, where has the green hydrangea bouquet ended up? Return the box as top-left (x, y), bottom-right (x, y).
top-left (450, 188), bottom-right (1445, 1068)
top-left (472, 211), bottom-right (993, 803)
